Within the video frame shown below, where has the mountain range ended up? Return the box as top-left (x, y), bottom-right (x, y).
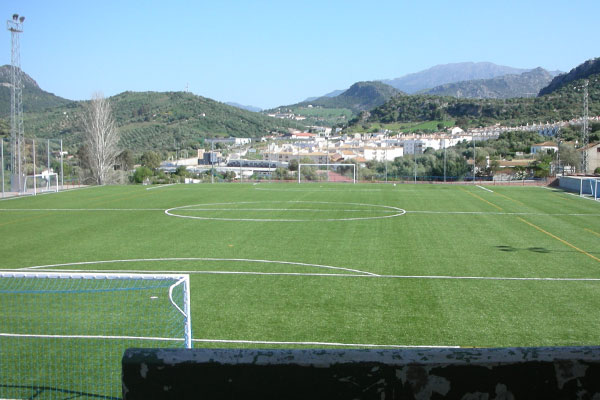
top-left (381, 62), bottom-right (532, 94)
top-left (421, 67), bottom-right (558, 99)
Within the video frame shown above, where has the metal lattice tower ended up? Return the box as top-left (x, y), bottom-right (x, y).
top-left (582, 79), bottom-right (589, 174)
top-left (6, 14), bottom-right (25, 191)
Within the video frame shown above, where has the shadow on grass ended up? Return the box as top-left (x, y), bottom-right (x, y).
top-left (0, 383), bottom-right (120, 400)
top-left (495, 245), bottom-right (551, 254)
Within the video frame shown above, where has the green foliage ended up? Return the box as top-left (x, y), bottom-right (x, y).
top-left (594, 167), bottom-right (600, 175)
top-left (132, 166), bottom-right (153, 183)
top-left (140, 151), bottom-right (161, 170)
top-left (8, 91), bottom-right (305, 154)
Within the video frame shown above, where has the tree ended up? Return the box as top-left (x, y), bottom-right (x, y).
top-left (117, 149), bottom-right (135, 171)
top-left (140, 151), bottom-right (161, 170)
top-left (132, 166), bottom-right (153, 184)
top-left (82, 92), bottom-right (119, 185)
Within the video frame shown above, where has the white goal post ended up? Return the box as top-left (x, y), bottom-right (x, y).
top-left (0, 271), bottom-right (192, 399)
top-left (298, 163), bottom-right (356, 184)
top-left (23, 172), bottom-right (59, 195)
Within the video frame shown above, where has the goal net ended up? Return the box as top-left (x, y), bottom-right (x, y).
top-left (0, 272), bottom-right (192, 399)
top-left (23, 173), bottom-right (59, 195)
top-left (298, 163), bottom-right (356, 184)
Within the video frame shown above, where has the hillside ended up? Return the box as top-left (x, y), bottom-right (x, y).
top-left (289, 81), bottom-right (402, 113)
top-left (381, 62), bottom-right (529, 94)
top-left (422, 68), bottom-right (556, 99)
top-left (538, 57), bottom-right (600, 96)
top-left (20, 91), bottom-right (304, 152)
top-left (351, 72), bottom-right (600, 129)
top-left (0, 65), bottom-right (72, 117)
top-left (225, 102), bottom-right (262, 112)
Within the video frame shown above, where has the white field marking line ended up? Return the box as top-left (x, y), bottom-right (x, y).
top-left (567, 192), bottom-right (600, 202)
top-left (254, 187), bottom-right (383, 192)
top-left (0, 332), bottom-right (458, 349)
top-left (476, 185), bottom-right (494, 193)
top-left (19, 257), bottom-right (379, 276)
top-left (192, 338), bottom-right (460, 349)
top-left (165, 201), bottom-right (406, 222)
top-left (146, 183), bottom-right (178, 190)
top-left (0, 332), bottom-right (183, 342)
top-left (10, 267), bottom-right (600, 282)
top-left (181, 208), bottom-right (394, 213)
top-left (405, 210), bottom-right (600, 216)
top-left (0, 208), bottom-right (165, 211)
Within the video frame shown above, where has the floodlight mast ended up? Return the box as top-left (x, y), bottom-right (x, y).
top-left (7, 14), bottom-right (25, 192)
top-left (582, 80), bottom-right (589, 174)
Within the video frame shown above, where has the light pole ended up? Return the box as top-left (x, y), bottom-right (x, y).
top-left (7, 13), bottom-right (25, 192)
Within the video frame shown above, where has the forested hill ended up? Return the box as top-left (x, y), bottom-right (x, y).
top-left (0, 65), bottom-right (72, 116)
top-left (287, 81), bottom-right (402, 113)
top-left (422, 68), bottom-right (555, 99)
top-left (539, 58), bottom-right (600, 96)
top-left (351, 73), bottom-right (600, 128)
top-left (20, 91), bottom-right (304, 152)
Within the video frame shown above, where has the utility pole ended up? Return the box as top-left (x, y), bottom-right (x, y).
top-left (7, 13), bottom-right (25, 192)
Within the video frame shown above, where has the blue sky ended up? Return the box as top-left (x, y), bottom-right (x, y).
top-left (1, 0), bottom-right (598, 109)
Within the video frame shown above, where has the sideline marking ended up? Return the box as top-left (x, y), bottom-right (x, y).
top-left (476, 185), bottom-right (493, 193)
top-left (165, 201), bottom-right (406, 222)
top-left (0, 208), bottom-right (164, 212)
top-left (20, 257), bottom-right (379, 276)
top-left (517, 217), bottom-right (600, 263)
top-left (458, 187), bottom-right (503, 211)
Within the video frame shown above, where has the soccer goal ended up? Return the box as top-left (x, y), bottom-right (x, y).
top-left (23, 172), bottom-right (59, 195)
top-left (298, 163), bottom-right (356, 184)
top-left (0, 271), bottom-right (192, 399)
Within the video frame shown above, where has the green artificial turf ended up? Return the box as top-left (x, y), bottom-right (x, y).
top-left (1, 182), bottom-right (599, 398)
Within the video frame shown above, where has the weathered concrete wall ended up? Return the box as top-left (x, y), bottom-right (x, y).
top-left (122, 347), bottom-right (600, 399)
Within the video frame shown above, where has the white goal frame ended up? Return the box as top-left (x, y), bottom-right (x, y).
top-left (0, 271), bottom-right (192, 399)
top-left (298, 163), bottom-right (356, 184)
top-left (0, 271), bottom-right (192, 347)
top-left (23, 172), bottom-right (59, 195)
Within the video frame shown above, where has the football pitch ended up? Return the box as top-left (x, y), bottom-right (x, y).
top-left (1, 182), bottom-right (600, 398)
top-left (1, 182), bottom-right (600, 348)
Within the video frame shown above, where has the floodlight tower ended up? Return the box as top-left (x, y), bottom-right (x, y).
top-left (582, 79), bottom-right (589, 174)
top-left (7, 14), bottom-right (25, 192)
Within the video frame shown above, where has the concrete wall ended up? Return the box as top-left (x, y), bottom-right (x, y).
top-left (123, 347), bottom-right (600, 399)
top-left (559, 176), bottom-right (599, 195)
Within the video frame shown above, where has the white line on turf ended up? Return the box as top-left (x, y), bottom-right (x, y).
top-left (476, 185), bottom-right (494, 193)
top-left (146, 183), bottom-right (178, 190)
top-left (191, 338), bottom-right (460, 348)
top-left (0, 332), bottom-right (457, 349)
top-left (9, 266), bottom-right (600, 282)
top-left (0, 208), bottom-right (165, 211)
top-left (405, 210), bottom-right (600, 216)
top-left (165, 201), bottom-right (406, 222)
top-left (20, 257), bottom-right (379, 276)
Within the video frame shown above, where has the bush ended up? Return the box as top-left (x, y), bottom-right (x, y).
top-left (132, 166), bottom-right (153, 183)
top-left (595, 167), bottom-right (600, 175)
